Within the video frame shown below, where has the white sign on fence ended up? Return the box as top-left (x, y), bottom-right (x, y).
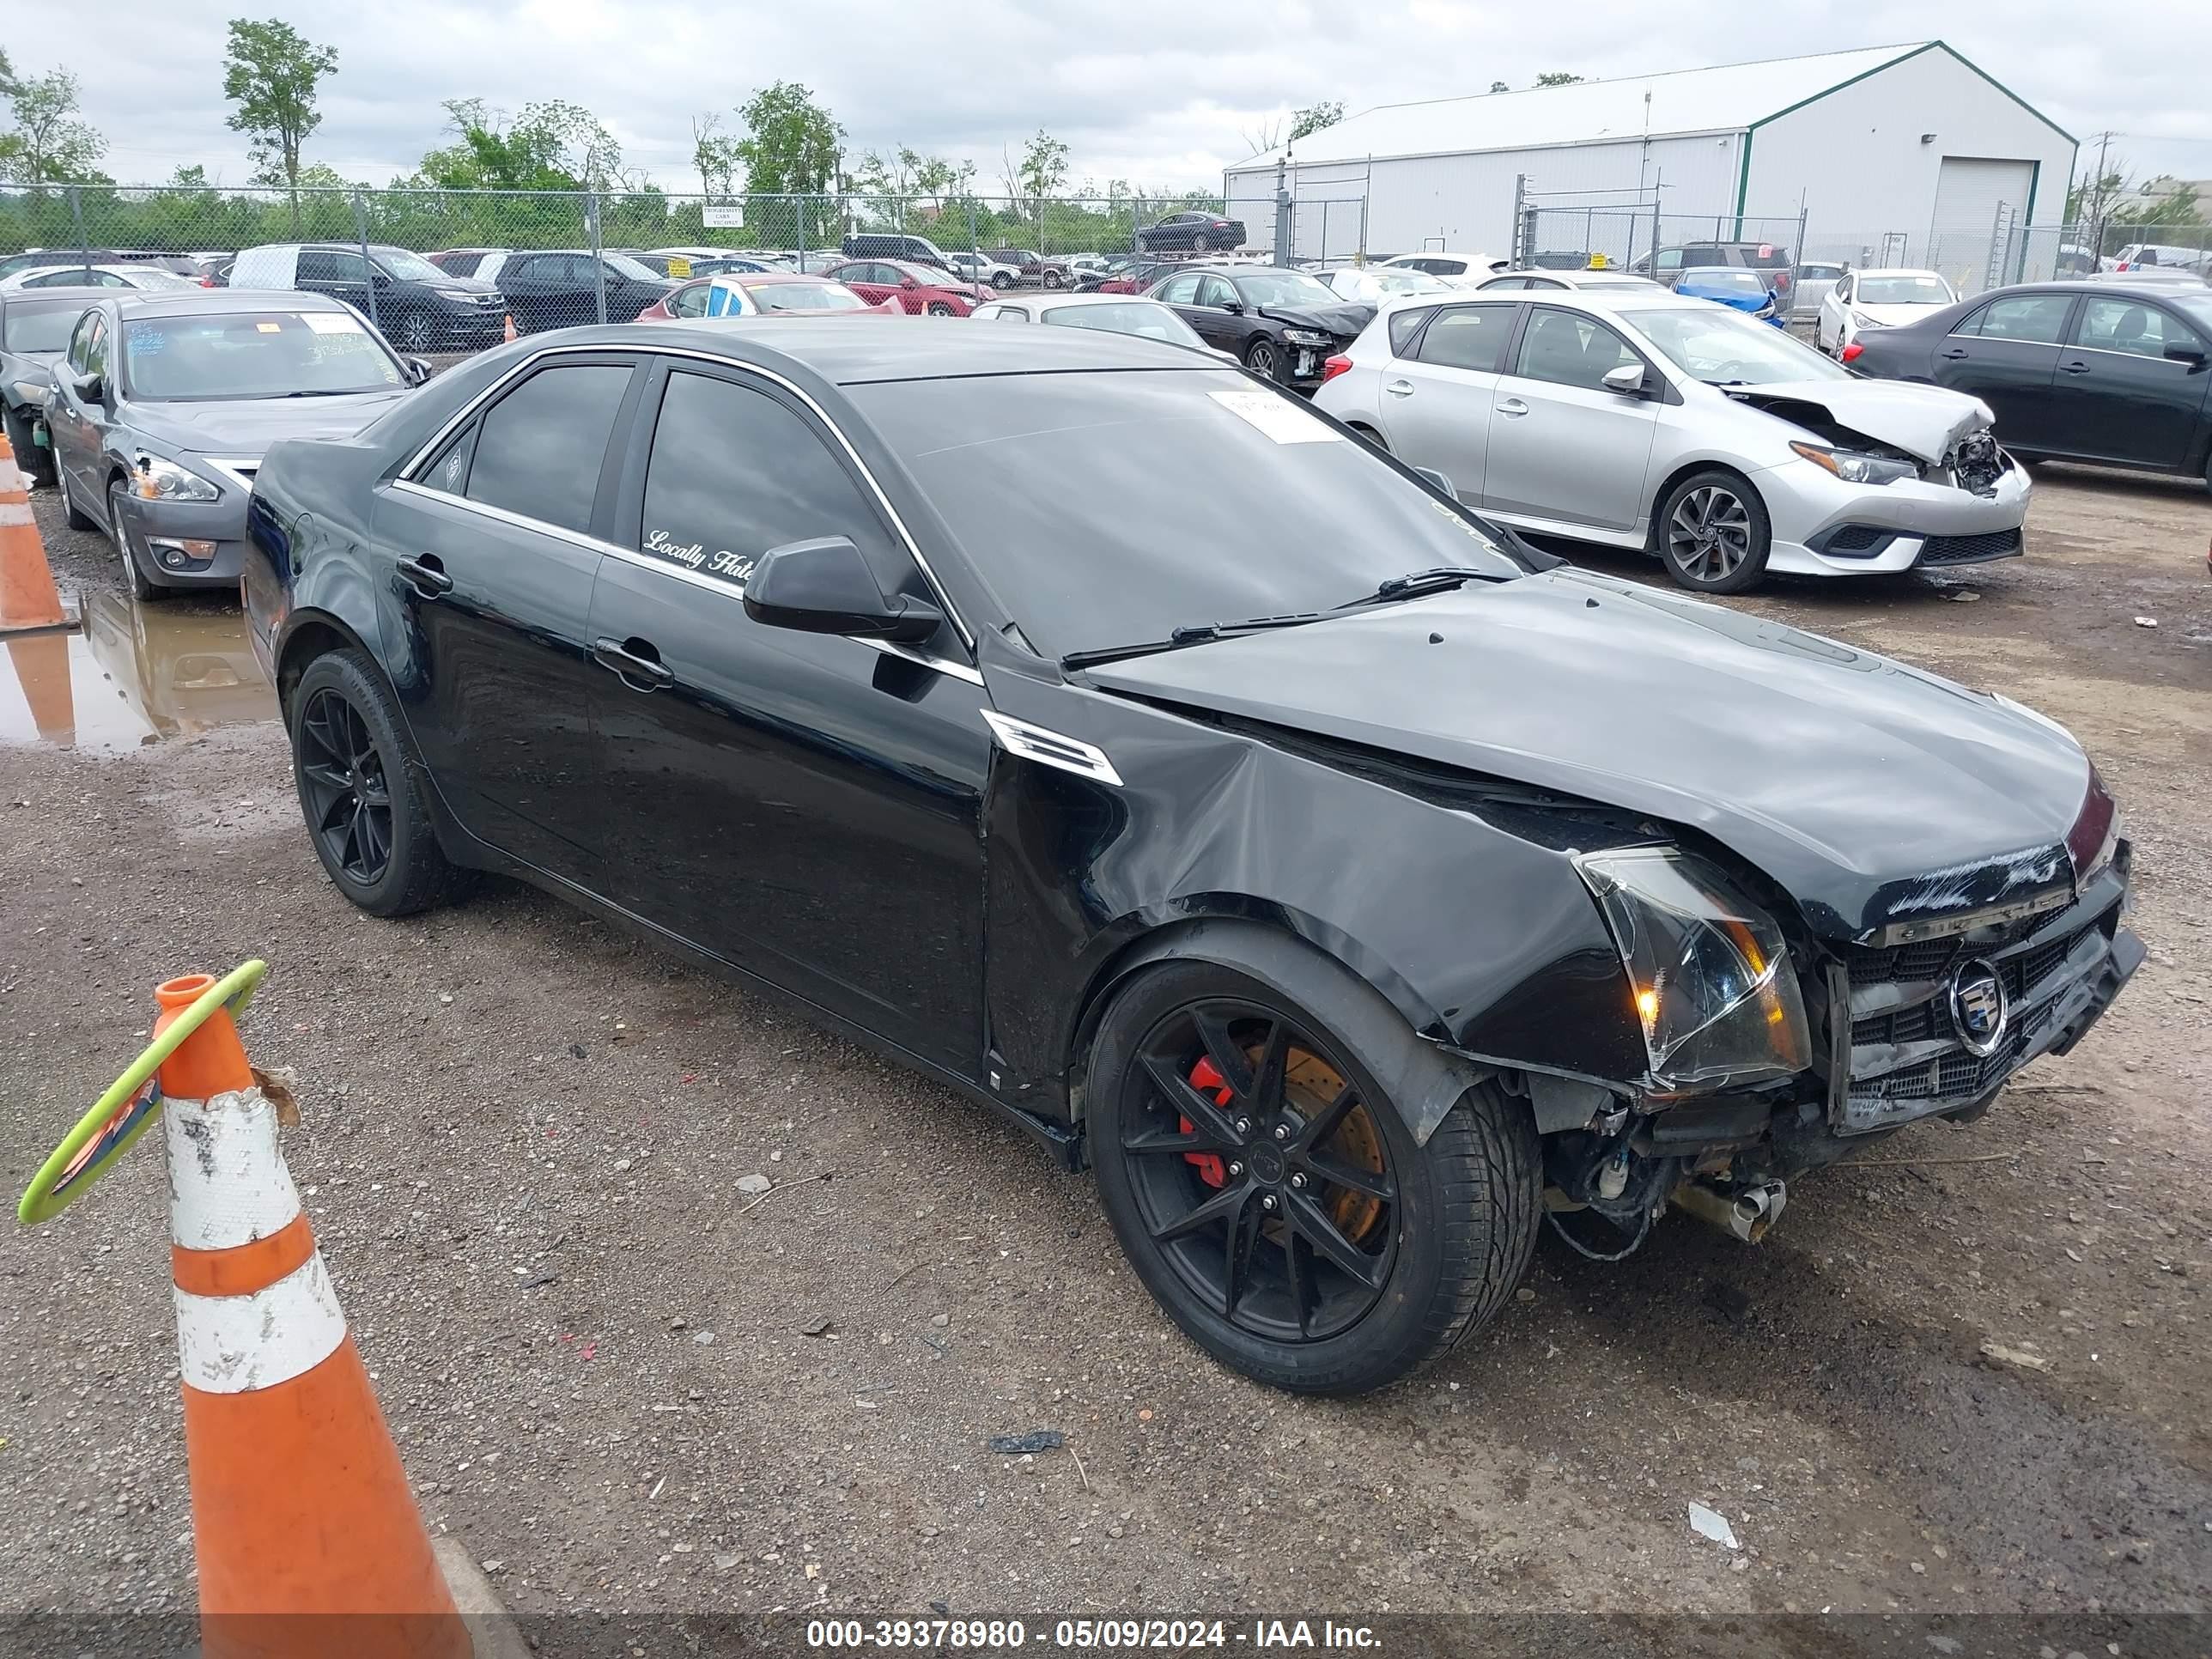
top-left (702, 204), bottom-right (745, 229)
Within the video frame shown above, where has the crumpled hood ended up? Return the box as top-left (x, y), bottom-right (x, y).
top-left (1257, 301), bottom-right (1373, 338)
top-left (124, 391), bottom-right (412, 455)
top-left (1079, 571), bottom-right (2093, 940)
top-left (1723, 377), bottom-right (1993, 463)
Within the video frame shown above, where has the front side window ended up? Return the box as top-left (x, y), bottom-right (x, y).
top-left (1963, 295), bottom-right (2073, 343)
top-left (1655, 249), bottom-right (1683, 273)
top-left (1415, 305), bottom-right (1516, 373)
top-left (637, 369), bottom-right (902, 597)
top-left (120, 310), bottom-right (406, 401)
top-left (67, 310), bottom-right (98, 371)
top-left (373, 248), bottom-right (443, 283)
top-left (672, 282), bottom-right (710, 319)
top-left (1197, 276), bottom-right (1237, 308)
top-left (2075, 299), bottom-right (2202, 359)
top-left (1511, 309), bottom-right (1642, 391)
top-left (1155, 273), bottom-right (1201, 305)
top-left (464, 362), bottom-right (633, 535)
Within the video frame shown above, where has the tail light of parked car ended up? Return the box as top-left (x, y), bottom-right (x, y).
top-left (1840, 341), bottom-right (1864, 364)
top-left (1322, 355), bottom-right (1352, 383)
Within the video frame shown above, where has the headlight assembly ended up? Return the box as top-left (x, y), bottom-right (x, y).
top-left (1576, 847), bottom-right (1813, 1090)
top-left (1281, 329), bottom-right (1334, 347)
top-left (1790, 441), bottom-right (1920, 487)
top-left (133, 455), bottom-right (221, 502)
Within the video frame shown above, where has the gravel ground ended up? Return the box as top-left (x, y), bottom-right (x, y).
top-left (2, 465), bottom-right (2209, 1632)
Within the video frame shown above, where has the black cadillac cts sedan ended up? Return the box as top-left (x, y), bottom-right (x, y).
top-left (242, 321), bottom-right (2142, 1395)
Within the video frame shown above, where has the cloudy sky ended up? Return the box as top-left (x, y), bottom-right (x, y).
top-left (19, 0), bottom-right (2212, 198)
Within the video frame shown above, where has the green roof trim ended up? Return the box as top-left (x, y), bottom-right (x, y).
top-left (1733, 40), bottom-right (2075, 221)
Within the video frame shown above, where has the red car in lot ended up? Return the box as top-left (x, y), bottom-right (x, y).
top-left (819, 259), bottom-right (992, 315)
top-left (634, 272), bottom-right (902, 321)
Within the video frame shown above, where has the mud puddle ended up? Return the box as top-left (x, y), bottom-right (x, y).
top-left (0, 589), bottom-right (276, 756)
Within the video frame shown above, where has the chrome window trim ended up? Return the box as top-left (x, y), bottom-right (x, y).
top-left (395, 339), bottom-right (976, 652)
top-left (386, 477), bottom-right (982, 688)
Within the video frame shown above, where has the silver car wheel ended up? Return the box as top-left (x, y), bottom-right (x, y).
top-left (1668, 486), bottom-right (1752, 582)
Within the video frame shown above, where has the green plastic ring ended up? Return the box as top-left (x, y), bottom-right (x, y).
top-left (16, 960), bottom-right (269, 1226)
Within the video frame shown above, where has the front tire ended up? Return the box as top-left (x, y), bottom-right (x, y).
top-left (108, 479), bottom-right (158, 602)
top-left (289, 649), bottom-right (473, 918)
top-left (1243, 337), bottom-right (1283, 382)
top-left (925, 301), bottom-right (957, 317)
top-left (1088, 958), bottom-right (1540, 1395)
top-left (991, 271), bottom-right (1014, 290)
top-left (1656, 469), bottom-right (1771, 593)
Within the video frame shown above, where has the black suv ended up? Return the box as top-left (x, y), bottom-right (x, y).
top-left (493, 251), bottom-right (677, 333)
top-left (840, 233), bottom-right (957, 273)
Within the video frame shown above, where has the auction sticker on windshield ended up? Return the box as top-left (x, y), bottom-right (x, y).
top-left (1208, 387), bottom-right (1342, 445)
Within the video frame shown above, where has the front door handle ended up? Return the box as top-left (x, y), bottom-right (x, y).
top-left (1938, 348), bottom-right (1969, 361)
top-left (1497, 398), bottom-right (1530, 416)
top-left (1383, 379), bottom-right (1414, 398)
top-left (395, 555), bottom-right (453, 598)
top-left (2057, 360), bottom-right (2091, 375)
top-left (592, 635), bottom-right (674, 692)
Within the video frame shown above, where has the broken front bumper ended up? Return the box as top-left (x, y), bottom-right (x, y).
top-left (1825, 860), bottom-right (2142, 1134)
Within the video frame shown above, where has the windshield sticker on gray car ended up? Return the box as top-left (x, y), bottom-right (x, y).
top-left (643, 528), bottom-right (754, 587)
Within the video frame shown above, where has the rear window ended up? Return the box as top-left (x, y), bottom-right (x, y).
top-left (1745, 246), bottom-right (1791, 269)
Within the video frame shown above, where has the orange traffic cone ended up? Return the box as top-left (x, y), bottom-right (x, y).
top-left (155, 973), bottom-right (468, 1659)
top-left (0, 425), bottom-right (65, 634)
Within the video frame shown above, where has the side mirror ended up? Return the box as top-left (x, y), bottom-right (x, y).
top-left (76, 372), bottom-right (106, 405)
top-left (404, 356), bottom-right (434, 385)
top-left (371, 271), bottom-right (392, 289)
top-left (1601, 363), bottom-right (1648, 397)
top-left (743, 536), bottom-right (943, 644)
top-left (2164, 344), bottom-right (2208, 367)
top-left (1222, 298), bottom-right (1244, 314)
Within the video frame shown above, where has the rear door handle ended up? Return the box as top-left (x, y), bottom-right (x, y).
top-left (1498, 398), bottom-right (1530, 416)
top-left (1383, 379), bottom-right (1414, 398)
top-left (592, 635), bottom-right (674, 692)
top-left (395, 555), bottom-right (453, 597)
top-left (2057, 360), bottom-right (2091, 375)
top-left (1938, 349), bottom-right (1969, 361)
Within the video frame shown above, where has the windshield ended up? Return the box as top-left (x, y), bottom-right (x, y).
top-left (1856, 274), bottom-right (1955, 305)
top-left (1040, 301), bottom-right (1205, 348)
top-left (1634, 305), bottom-right (1846, 385)
top-left (1683, 270), bottom-right (1767, 295)
top-left (747, 280), bottom-right (866, 312)
top-left (372, 247), bottom-right (443, 283)
top-left (1231, 270), bottom-right (1339, 307)
top-left (604, 252), bottom-right (664, 283)
top-left (3, 304), bottom-right (88, 352)
top-left (1798, 264), bottom-right (1847, 280)
top-left (851, 370), bottom-right (1521, 659)
top-left (120, 310), bottom-right (406, 401)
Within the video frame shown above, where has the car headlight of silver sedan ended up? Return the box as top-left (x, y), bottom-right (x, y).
top-left (1576, 847), bottom-right (1813, 1091)
top-left (1789, 441), bottom-right (1920, 487)
top-left (1281, 329), bottom-right (1335, 347)
top-left (132, 454), bottom-right (221, 502)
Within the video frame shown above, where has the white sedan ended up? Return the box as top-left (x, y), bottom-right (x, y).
top-left (0, 263), bottom-right (199, 291)
top-left (1316, 266), bottom-right (1456, 306)
top-left (969, 291), bottom-right (1228, 357)
top-left (1814, 268), bottom-right (1958, 356)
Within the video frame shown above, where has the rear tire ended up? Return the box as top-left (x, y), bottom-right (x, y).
top-left (3, 404), bottom-right (48, 484)
top-left (289, 649), bottom-right (474, 918)
top-left (1088, 957), bottom-right (1540, 1395)
top-left (1655, 469), bottom-right (1771, 593)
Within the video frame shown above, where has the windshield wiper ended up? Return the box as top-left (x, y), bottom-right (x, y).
top-left (1060, 612), bottom-right (1328, 672)
top-left (1335, 566), bottom-right (1503, 608)
top-left (283, 386), bottom-right (376, 398)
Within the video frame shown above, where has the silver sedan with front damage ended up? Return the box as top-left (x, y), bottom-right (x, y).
top-left (1316, 287), bottom-right (2030, 592)
top-left (41, 289), bottom-right (424, 598)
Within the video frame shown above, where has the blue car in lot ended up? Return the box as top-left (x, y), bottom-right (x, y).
top-left (1676, 266), bottom-right (1784, 325)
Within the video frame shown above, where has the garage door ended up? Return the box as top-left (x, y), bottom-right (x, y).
top-left (1929, 157), bottom-right (2035, 291)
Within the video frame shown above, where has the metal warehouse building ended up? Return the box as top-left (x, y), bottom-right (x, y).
top-left (1228, 43), bottom-right (2075, 288)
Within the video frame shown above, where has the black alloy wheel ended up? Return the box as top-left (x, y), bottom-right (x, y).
top-left (1243, 337), bottom-right (1282, 382)
top-left (1120, 999), bottom-right (1400, 1345)
top-left (396, 310), bottom-right (434, 354)
top-left (1091, 959), bottom-right (1540, 1395)
top-left (297, 687), bottom-right (394, 887)
top-left (287, 649), bottom-right (472, 917)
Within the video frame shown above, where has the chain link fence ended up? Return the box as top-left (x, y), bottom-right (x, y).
top-left (1514, 206), bottom-right (1810, 277)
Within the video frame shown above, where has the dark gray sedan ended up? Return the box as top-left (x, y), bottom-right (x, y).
top-left (1, 288), bottom-right (106, 483)
top-left (43, 290), bottom-right (424, 597)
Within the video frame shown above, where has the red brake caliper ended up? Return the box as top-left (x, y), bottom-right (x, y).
top-left (1182, 1058), bottom-right (1231, 1188)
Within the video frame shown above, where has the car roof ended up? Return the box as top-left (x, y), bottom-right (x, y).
top-left (0, 286), bottom-right (109, 309)
top-left (100, 289), bottom-right (359, 320)
top-left (1849, 267), bottom-right (1946, 279)
top-left (556, 318), bottom-right (1219, 383)
top-left (989, 292), bottom-right (1174, 308)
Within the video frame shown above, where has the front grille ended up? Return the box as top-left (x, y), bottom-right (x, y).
top-left (1834, 903), bottom-right (2116, 1133)
top-left (1918, 527), bottom-right (2022, 565)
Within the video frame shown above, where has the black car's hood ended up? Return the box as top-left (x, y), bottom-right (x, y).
top-left (429, 276), bottom-right (499, 296)
top-left (123, 391), bottom-right (412, 453)
top-left (1257, 301), bottom-right (1373, 337)
top-left (1081, 571), bottom-right (2094, 941)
